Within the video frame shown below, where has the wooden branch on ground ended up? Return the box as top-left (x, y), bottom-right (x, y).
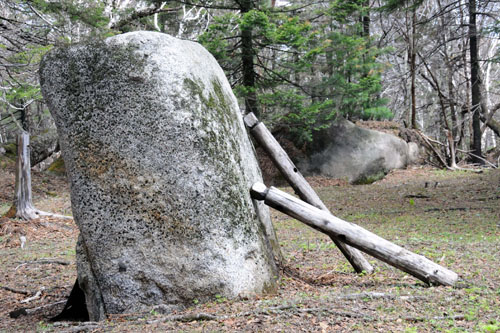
top-left (9, 300), bottom-right (66, 318)
top-left (403, 314), bottom-right (465, 322)
top-left (52, 322), bottom-right (100, 332)
top-left (34, 210), bottom-right (73, 220)
top-left (250, 183), bottom-right (459, 287)
top-left (335, 292), bottom-right (426, 301)
top-left (1, 285), bottom-right (31, 295)
top-left (20, 288), bottom-right (44, 304)
top-left (415, 130), bottom-right (450, 169)
top-left (15, 259), bottom-right (71, 268)
top-left (244, 112), bottom-right (373, 274)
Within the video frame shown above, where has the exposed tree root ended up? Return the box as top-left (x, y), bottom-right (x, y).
top-left (3, 206), bottom-right (72, 221)
top-left (3, 132), bottom-right (73, 222)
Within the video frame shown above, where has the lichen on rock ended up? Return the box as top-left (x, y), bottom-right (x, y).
top-left (40, 31), bottom-right (278, 320)
top-left (297, 118), bottom-right (412, 184)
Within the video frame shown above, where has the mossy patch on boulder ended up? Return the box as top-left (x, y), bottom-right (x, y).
top-left (47, 157), bottom-right (66, 176)
top-left (1, 142), bottom-right (17, 159)
top-left (40, 31), bottom-right (278, 321)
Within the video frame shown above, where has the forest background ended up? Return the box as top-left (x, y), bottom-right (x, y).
top-left (1, 1), bottom-right (500, 332)
top-left (1, 0), bottom-right (500, 169)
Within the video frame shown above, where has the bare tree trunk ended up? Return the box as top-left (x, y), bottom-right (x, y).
top-left (360, 0), bottom-right (370, 38)
top-left (4, 132), bottom-right (72, 220)
top-left (240, 0), bottom-right (259, 117)
top-left (410, 8), bottom-right (417, 129)
top-left (5, 132), bottom-right (38, 219)
top-left (468, 0), bottom-right (484, 164)
top-left (458, 0), bottom-right (471, 152)
top-left (419, 55), bottom-right (457, 168)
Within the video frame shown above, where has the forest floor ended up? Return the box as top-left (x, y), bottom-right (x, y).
top-left (0, 162), bottom-right (499, 332)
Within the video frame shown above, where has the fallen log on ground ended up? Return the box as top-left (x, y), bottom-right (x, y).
top-left (244, 112), bottom-right (373, 274)
top-left (250, 183), bottom-right (459, 286)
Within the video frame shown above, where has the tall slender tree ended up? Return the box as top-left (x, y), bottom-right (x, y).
top-left (468, 0), bottom-right (484, 164)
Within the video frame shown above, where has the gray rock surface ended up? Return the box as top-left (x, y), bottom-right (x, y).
top-left (40, 31), bottom-right (277, 320)
top-left (30, 127), bottom-right (59, 166)
top-left (297, 118), bottom-right (411, 183)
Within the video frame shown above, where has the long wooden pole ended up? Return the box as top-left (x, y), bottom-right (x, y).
top-left (244, 113), bottom-right (373, 274)
top-left (251, 183), bottom-right (458, 286)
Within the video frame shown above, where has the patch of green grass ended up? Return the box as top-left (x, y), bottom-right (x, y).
top-left (431, 169), bottom-right (472, 178)
top-left (478, 320), bottom-right (500, 332)
top-left (0, 202), bottom-right (11, 215)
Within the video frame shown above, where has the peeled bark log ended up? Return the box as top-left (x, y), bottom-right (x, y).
top-left (251, 183), bottom-right (459, 287)
top-left (244, 112), bottom-right (373, 274)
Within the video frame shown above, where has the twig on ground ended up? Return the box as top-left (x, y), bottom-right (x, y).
top-left (20, 287), bottom-right (44, 304)
top-left (336, 292), bottom-right (426, 301)
top-left (402, 314), bottom-right (465, 322)
top-left (404, 194), bottom-right (431, 199)
top-left (1, 285), bottom-right (31, 295)
top-left (15, 259), bottom-right (71, 267)
top-left (472, 156), bottom-right (496, 169)
top-left (52, 321), bottom-right (100, 332)
top-left (27, 300), bottom-right (66, 314)
top-left (35, 210), bottom-right (73, 220)
top-left (10, 300), bottom-right (66, 318)
top-left (416, 131), bottom-right (450, 169)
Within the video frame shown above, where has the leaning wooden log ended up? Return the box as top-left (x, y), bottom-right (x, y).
top-left (244, 112), bottom-right (373, 274)
top-left (251, 183), bottom-right (459, 286)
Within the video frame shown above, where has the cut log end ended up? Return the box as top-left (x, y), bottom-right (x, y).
top-left (250, 182), bottom-right (268, 201)
top-left (243, 112), bottom-right (259, 128)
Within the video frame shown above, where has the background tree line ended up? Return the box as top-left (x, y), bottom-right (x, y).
top-left (1, 0), bottom-right (499, 167)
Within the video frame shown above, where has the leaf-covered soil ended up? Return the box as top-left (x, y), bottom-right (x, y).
top-left (0, 163), bottom-right (499, 332)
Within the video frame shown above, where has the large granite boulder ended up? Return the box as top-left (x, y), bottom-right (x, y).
top-left (40, 31), bottom-right (278, 320)
top-left (297, 118), bottom-right (414, 184)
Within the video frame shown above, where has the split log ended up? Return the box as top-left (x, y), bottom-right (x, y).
top-left (251, 183), bottom-right (459, 286)
top-left (244, 112), bottom-right (373, 274)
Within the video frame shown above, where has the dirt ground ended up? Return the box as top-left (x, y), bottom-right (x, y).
top-left (0, 162), bottom-right (499, 332)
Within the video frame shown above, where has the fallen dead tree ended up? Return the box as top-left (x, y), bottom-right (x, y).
top-left (250, 183), bottom-right (459, 286)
